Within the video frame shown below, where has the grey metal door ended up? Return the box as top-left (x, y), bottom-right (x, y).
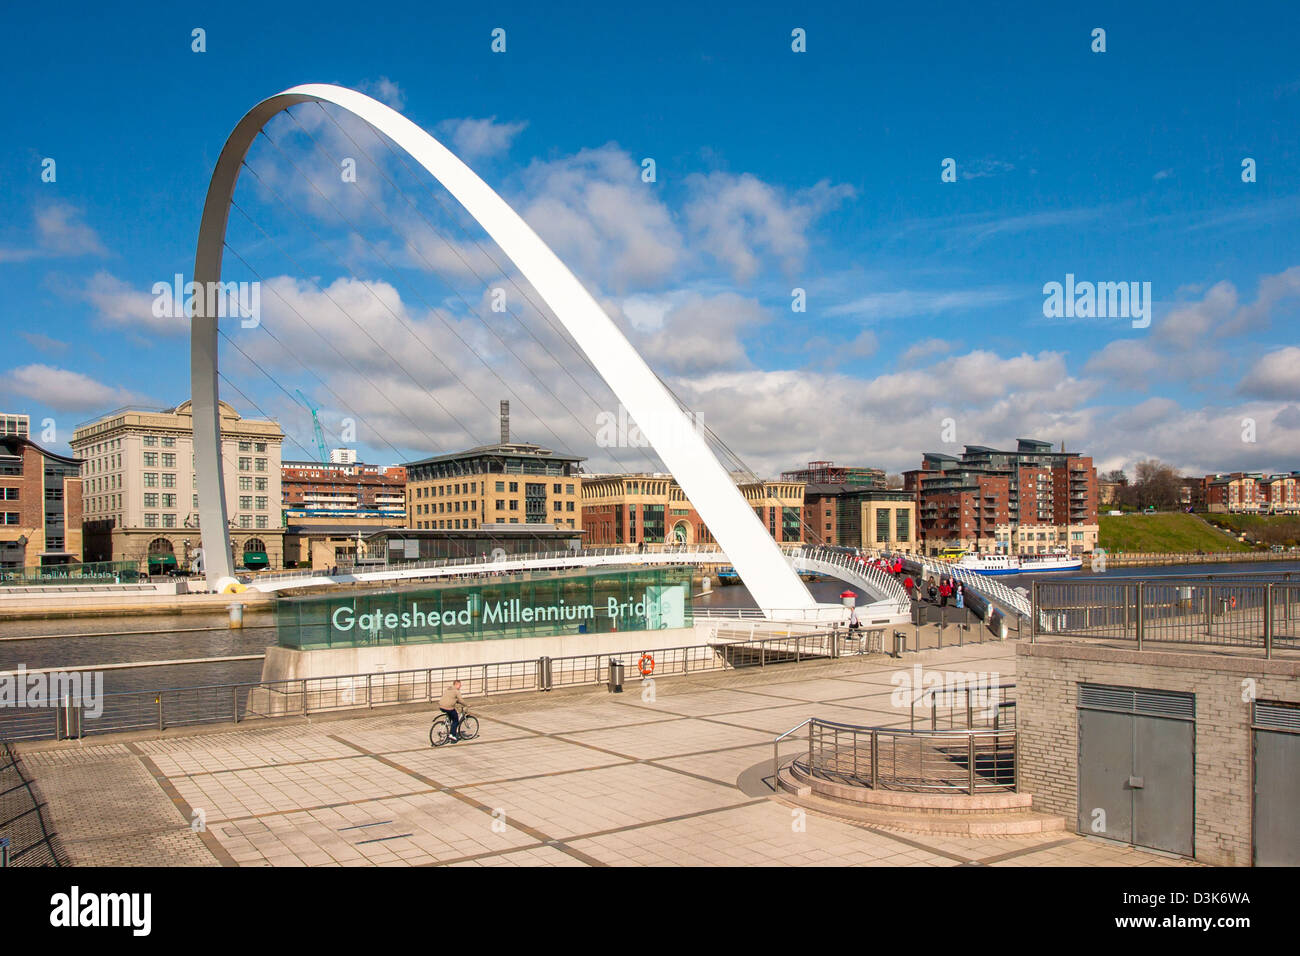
top-left (1077, 684), bottom-right (1195, 856)
top-left (1077, 708), bottom-right (1133, 841)
top-left (1253, 702), bottom-right (1300, 866)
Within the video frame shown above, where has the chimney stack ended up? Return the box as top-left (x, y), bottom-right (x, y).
top-left (500, 400), bottom-right (510, 445)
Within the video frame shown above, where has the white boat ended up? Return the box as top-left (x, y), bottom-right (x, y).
top-left (953, 552), bottom-right (1082, 575)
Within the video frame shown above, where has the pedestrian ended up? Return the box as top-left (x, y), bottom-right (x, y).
top-left (903, 575), bottom-right (915, 593)
top-left (955, 582), bottom-right (965, 609)
top-left (927, 578), bottom-right (938, 603)
top-left (939, 579), bottom-right (950, 607)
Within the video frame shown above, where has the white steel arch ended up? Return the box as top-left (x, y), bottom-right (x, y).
top-left (191, 84), bottom-right (817, 614)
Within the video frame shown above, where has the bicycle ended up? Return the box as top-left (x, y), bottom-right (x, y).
top-left (430, 705), bottom-right (479, 747)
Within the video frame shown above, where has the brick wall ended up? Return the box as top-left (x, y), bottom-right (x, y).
top-left (1016, 641), bottom-right (1300, 866)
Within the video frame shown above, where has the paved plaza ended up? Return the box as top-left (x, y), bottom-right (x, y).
top-left (20, 642), bottom-right (1195, 867)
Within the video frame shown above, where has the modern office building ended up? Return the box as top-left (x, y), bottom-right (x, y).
top-left (72, 401), bottom-right (285, 571)
top-left (0, 433), bottom-right (83, 570)
top-left (582, 474), bottom-right (805, 546)
top-left (404, 440), bottom-right (583, 533)
top-left (910, 438), bottom-right (1099, 555)
top-left (0, 413), bottom-right (31, 439)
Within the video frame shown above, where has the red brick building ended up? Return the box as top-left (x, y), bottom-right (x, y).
top-left (0, 434), bottom-right (83, 570)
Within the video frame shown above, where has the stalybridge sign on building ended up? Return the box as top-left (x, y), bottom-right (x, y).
top-left (276, 568), bottom-right (693, 650)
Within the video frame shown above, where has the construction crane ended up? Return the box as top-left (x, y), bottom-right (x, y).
top-left (295, 389), bottom-right (329, 463)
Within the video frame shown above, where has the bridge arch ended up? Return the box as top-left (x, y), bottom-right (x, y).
top-left (190, 84), bottom-right (815, 614)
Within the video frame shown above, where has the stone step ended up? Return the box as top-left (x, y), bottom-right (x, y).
top-left (777, 769), bottom-right (1066, 836)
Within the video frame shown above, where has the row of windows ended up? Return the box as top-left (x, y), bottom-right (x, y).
top-left (141, 452), bottom-right (177, 468)
top-left (415, 500), bottom-right (478, 515)
top-left (236, 496), bottom-right (271, 511)
top-left (142, 436), bottom-right (177, 448)
top-left (142, 472), bottom-right (176, 488)
top-left (142, 512), bottom-right (269, 529)
top-left (238, 476), bottom-right (270, 491)
top-left (237, 457), bottom-right (269, 472)
top-left (1, 487), bottom-right (17, 500)
top-left (236, 441), bottom-right (268, 453)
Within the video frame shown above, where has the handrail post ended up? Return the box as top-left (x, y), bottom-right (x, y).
top-left (1135, 583), bottom-right (1144, 651)
top-left (1031, 581), bottom-right (1039, 643)
top-left (302, 678), bottom-right (308, 716)
top-left (968, 734), bottom-right (976, 794)
top-left (1264, 583), bottom-right (1274, 659)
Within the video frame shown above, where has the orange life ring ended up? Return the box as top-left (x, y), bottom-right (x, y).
top-left (638, 653), bottom-right (655, 676)
top-left (1230, 596), bottom-right (1237, 609)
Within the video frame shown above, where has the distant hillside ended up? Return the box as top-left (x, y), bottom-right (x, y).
top-left (1098, 513), bottom-right (1253, 554)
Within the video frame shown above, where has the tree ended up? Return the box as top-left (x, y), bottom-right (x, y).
top-left (1132, 460), bottom-right (1180, 511)
top-left (885, 473), bottom-right (904, 490)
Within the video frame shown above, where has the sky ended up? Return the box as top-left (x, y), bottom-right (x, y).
top-left (2, 1), bottom-right (1298, 479)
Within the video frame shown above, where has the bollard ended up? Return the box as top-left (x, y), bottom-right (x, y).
top-left (229, 603), bottom-right (244, 629)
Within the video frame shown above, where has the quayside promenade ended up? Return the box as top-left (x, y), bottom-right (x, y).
top-left (18, 642), bottom-right (1191, 868)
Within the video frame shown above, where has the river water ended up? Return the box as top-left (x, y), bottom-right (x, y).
top-left (2, 559), bottom-right (1297, 697)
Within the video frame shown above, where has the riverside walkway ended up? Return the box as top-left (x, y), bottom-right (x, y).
top-left (17, 642), bottom-right (1189, 868)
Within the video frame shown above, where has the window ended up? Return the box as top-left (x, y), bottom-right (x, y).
top-left (255, 443), bottom-right (266, 453)
top-left (255, 459), bottom-right (267, 472)
top-left (1, 488), bottom-right (17, 500)
top-left (495, 500), bottom-right (505, 510)
top-left (144, 513), bottom-right (158, 527)
top-left (238, 457), bottom-right (252, 471)
top-left (238, 441), bottom-right (251, 452)
top-left (162, 436), bottom-right (175, 448)
top-left (161, 473), bottom-right (176, 489)
top-left (566, 484), bottom-right (574, 495)
top-left (255, 477), bottom-right (267, 491)
top-left (239, 515), bottom-right (251, 528)
top-left (509, 482), bottom-right (518, 493)
top-left (496, 481), bottom-right (505, 492)
top-left (239, 495), bottom-right (252, 510)
top-left (2, 513), bottom-right (19, 524)
top-left (144, 493), bottom-right (159, 508)
top-left (144, 436), bottom-right (158, 447)
top-left (143, 452), bottom-right (157, 467)
top-left (256, 515), bottom-right (268, 529)
top-left (162, 453), bottom-right (175, 468)
top-left (566, 501), bottom-right (574, 512)
top-left (255, 496), bottom-right (267, 511)
top-left (162, 494), bottom-right (176, 508)
top-left (509, 500), bottom-right (519, 511)
top-left (553, 483), bottom-right (562, 494)
top-left (239, 476), bottom-right (252, 491)
top-left (162, 514), bottom-right (176, 528)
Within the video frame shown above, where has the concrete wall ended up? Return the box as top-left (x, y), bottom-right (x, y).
top-left (1016, 641), bottom-right (1300, 866)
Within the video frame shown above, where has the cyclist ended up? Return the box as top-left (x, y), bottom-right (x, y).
top-left (438, 679), bottom-right (466, 742)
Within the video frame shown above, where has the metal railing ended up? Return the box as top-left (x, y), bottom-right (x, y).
top-left (0, 631), bottom-right (851, 744)
top-left (1032, 578), bottom-right (1300, 658)
top-left (773, 716), bottom-right (1016, 795)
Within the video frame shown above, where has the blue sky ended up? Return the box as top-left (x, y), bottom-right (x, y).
top-left (2, 1), bottom-right (1298, 476)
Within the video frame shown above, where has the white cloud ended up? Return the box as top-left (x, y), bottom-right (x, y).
top-left (1237, 346), bottom-right (1300, 400)
top-left (437, 116), bottom-right (528, 161)
top-left (684, 173), bottom-right (853, 282)
top-left (81, 271), bottom-right (186, 336)
top-left (517, 145), bottom-right (684, 292)
top-left (0, 203), bottom-right (107, 262)
top-left (827, 287), bottom-right (1018, 322)
top-left (2, 364), bottom-right (147, 413)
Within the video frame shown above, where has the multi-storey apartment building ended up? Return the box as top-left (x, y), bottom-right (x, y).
top-left (0, 433), bottom-right (82, 570)
top-left (1261, 474), bottom-right (1300, 514)
top-left (282, 459), bottom-right (407, 520)
top-left (72, 401), bottom-right (284, 571)
top-left (912, 438), bottom-right (1099, 556)
top-left (1205, 472), bottom-right (1264, 513)
top-left (780, 460), bottom-right (885, 489)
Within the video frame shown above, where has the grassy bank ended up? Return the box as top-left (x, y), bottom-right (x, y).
top-left (1098, 513), bottom-right (1253, 553)
top-left (1201, 513), bottom-right (1300, 547)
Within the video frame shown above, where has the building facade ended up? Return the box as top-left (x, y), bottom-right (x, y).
top-left (282, 459), bottom-right (406, 522)
top-left (404, 440), bottom-right (583, 534)
top-left (72, 401), bottom-right (284, 571)
top-left (912, 439), bottom-right (1099, 556)
top-left (780, 460), bottom-right (885, 489)
top-left (0, 434), bottom-right (83, 570)
top-left (582, 474), bottom-right (805, 546)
